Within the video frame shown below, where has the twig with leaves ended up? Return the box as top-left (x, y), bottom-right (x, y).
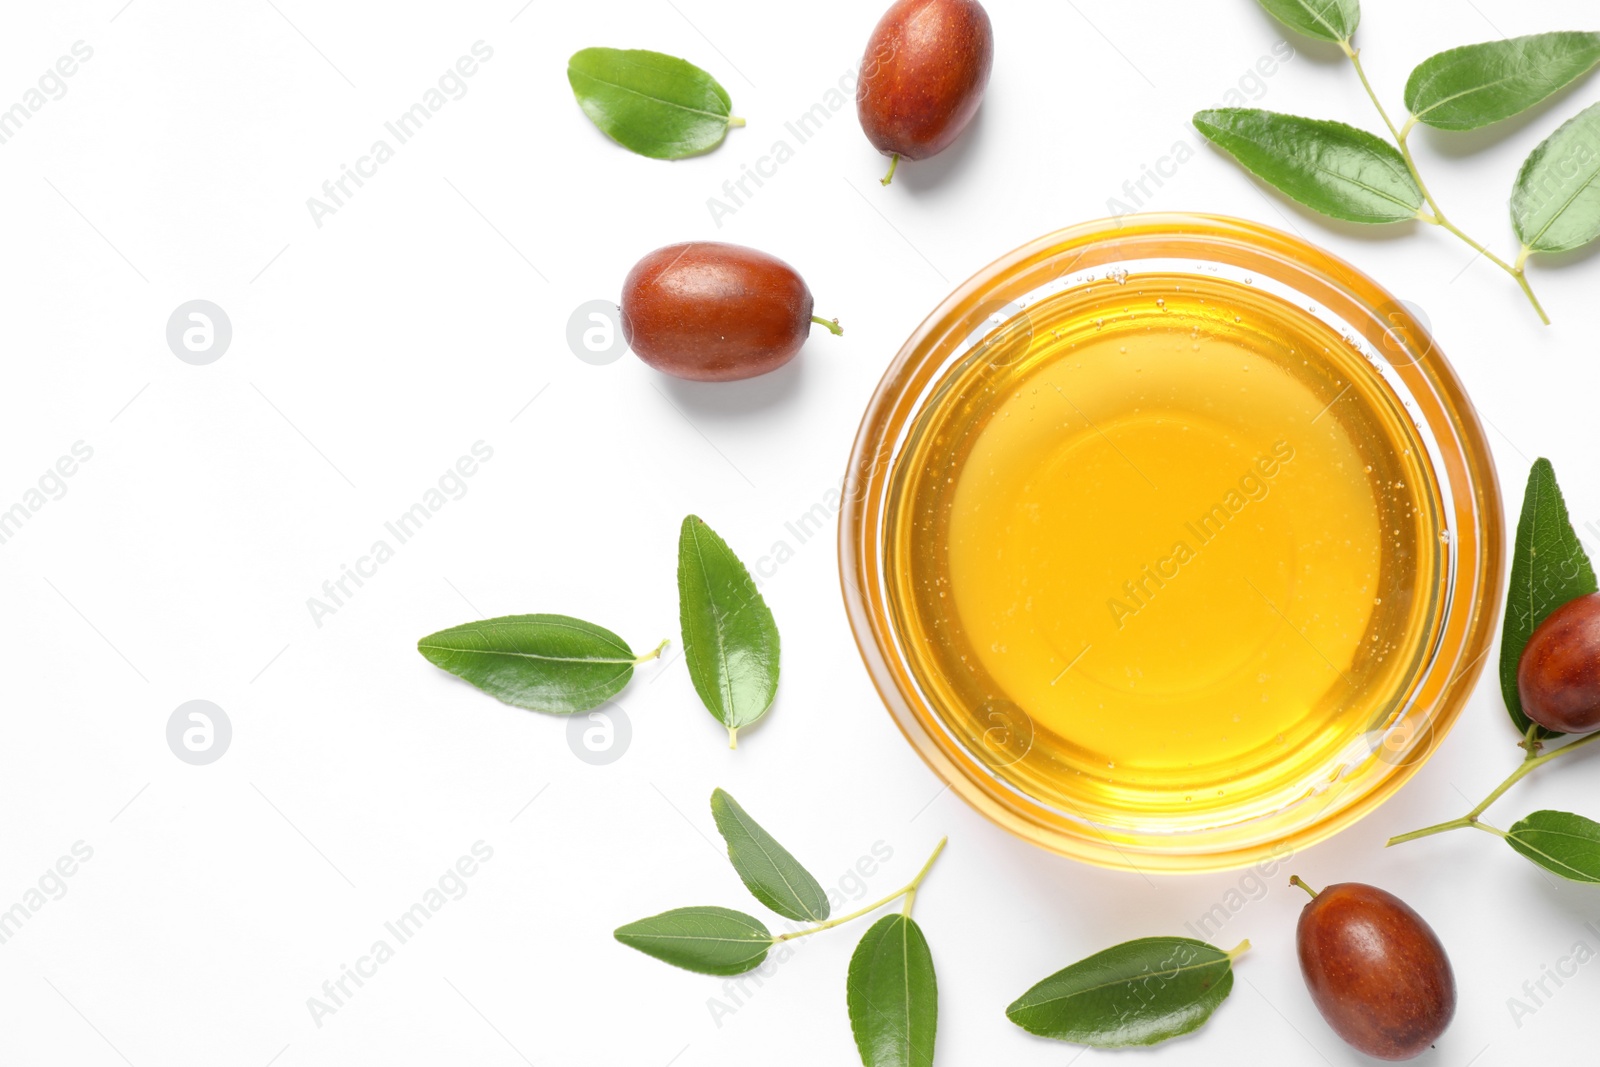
top-left (1388, 459), bottom-right (1600, 881)
top-left (1196, 1), bottom-right (1600, 324)
top-left (616, 789), bottom-right (945, 1067)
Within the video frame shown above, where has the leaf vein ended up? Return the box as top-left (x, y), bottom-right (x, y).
top-left (686, 521), bottom-right (739, 722)
top-left (1413, 72), bottom-right (1521, 119)
top-left (417, 642), bottom-right (635, 666)
top-left (570, 69), bottom-right (730, 122)
top-left (1527, 151), bottom-right (1600, 249)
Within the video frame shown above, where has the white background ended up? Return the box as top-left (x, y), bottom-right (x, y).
top-left (1, 1), bottom-right (1598, 1064)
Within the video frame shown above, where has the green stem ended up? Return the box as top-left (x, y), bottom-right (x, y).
top-left (1386, 816), bottom-right (1475, 847)
top-left (810, 315), bottom-right (845, 336)
top-left (1342, 42), bottom-right (1404, 142)
top-left (1226, 939), bottom-right (1252, 963)
top-left (728, 725), bottom-right (738, 751)
top-left (1520, 719), bottom-right (1545, 759)
top-left (774, 837), bottom-right (947, 943)
top-left (1424, 211), bottom-right (1515, 277)
top-left (634, 639), bottom-right (670, 664)
top-left (1512, 247), bottom-right (1549, 324)
top-left (1288, 875), bottom-right (1319, 900)
top-left (727, 116), bottom-right (746, 128)
top-left (1473, 821), bottom-right (1510, 840)
top-left (1470, 730), bottom-right (1600, 817)
top-left (1386, 731), bottom-right (1600, 846)
top-left (1341, 43), bottom-right (1551, 325)
top-left (899, 836), bottom-right (947, 917)
top-left (881, 153), bottom-right (900, 187)
top-left (775, 893), bottom-right (892, 942)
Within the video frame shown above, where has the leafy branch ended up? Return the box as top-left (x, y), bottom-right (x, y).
top-left (1197, 2), bottom-right (1600, 324)
top-left (615, 788), bottom-right (946, 1067)
top-left (1343, 40), bottom-right (1549, 321)
top-left (1388, 460), bottom-right (1600, 882)
top-left (1387, 729), bottom-right (1600, 847)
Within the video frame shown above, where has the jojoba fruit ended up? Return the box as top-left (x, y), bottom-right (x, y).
top-left (1518, 592), bottom-right (1600, 733)
top-left (620, 242), bottom-right (840, 383)
top-left (1293, 878), bottom-right (1455, 1061)
top-left (857, 0), bottom-right (994, 185)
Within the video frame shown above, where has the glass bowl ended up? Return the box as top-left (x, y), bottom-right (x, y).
top-left (838, 213), bottom-right (1503, 874)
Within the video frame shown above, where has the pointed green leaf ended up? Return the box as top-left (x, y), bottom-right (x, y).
top-left (1406, 32), bottom-right (1600, 132)
top-left (678, 515), bottom-right (781, 746)
top-left (1506, 811), bottom-right (1600, 882)
top-left (1500, 460), bottom-right (1597, 736)
top-left (847, 915), bottom-right (938, 1067)
top-left (1007, 937), bottom-right (1239, 1048)
top-left (1253, 0), bottom-right (1358, 44)
top-left (417, 614), bottom-right (644, 714)
top-left (710, 789), bottom-right (829, 922)
top-left (567, 47), bottom-right (740, 160)
top-left (1194, 109), bottom-right (1424, 223)
top-left (1511, 101), bottom-right (1600, 253)
top-left (614, 906), bottom-right (772, 975)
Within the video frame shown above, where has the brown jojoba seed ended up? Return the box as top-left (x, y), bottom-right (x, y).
top-left (857, 0), bottom-right (994, 185)
top-left (620, 242), bottom-right (840, 382)
top-left (1293, 877), bottom-right (1455, 1061)
top-left (1518, 592), bottom-right (1600, 734)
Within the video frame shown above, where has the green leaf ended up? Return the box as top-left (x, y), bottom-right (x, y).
top-left (1194, 109), bottom-right (1424, 223)
top-left (614, 906), bottom-right (772, 975)
top-left (1406, 32), bottom-right (1600, 132)
top-left (847, 915), bottom-right (938, 1067)
top-left (1511, 101), bottom-right (1600, 253)
top-left (1253, 0), bottom-right (1359, 44)
top-left (1500, 460), bottom-right (1597, 736)
top-left (567, 47), bottom-right (741, 160)
top-left (417, 614), bottom-right (649, 714)
top-left (1006, 937), bottom-right (1241, 1048)
top-left (710, 789), bottom-right (829, 922)
top-left (678, 515), bottom-right (781, 747)
top-left (1506, 811), bottom-right (1600, 882)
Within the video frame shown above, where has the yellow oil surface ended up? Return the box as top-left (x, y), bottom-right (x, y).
top-left (886, 275), bottom-right (1443, 831)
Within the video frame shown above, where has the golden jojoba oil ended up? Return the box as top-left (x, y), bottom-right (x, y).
top-left (884, 274), bottom-right (1444, 833)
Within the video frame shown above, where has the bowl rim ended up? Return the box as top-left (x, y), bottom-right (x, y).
top-left (837, 212), bottom-right (1505, 874)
